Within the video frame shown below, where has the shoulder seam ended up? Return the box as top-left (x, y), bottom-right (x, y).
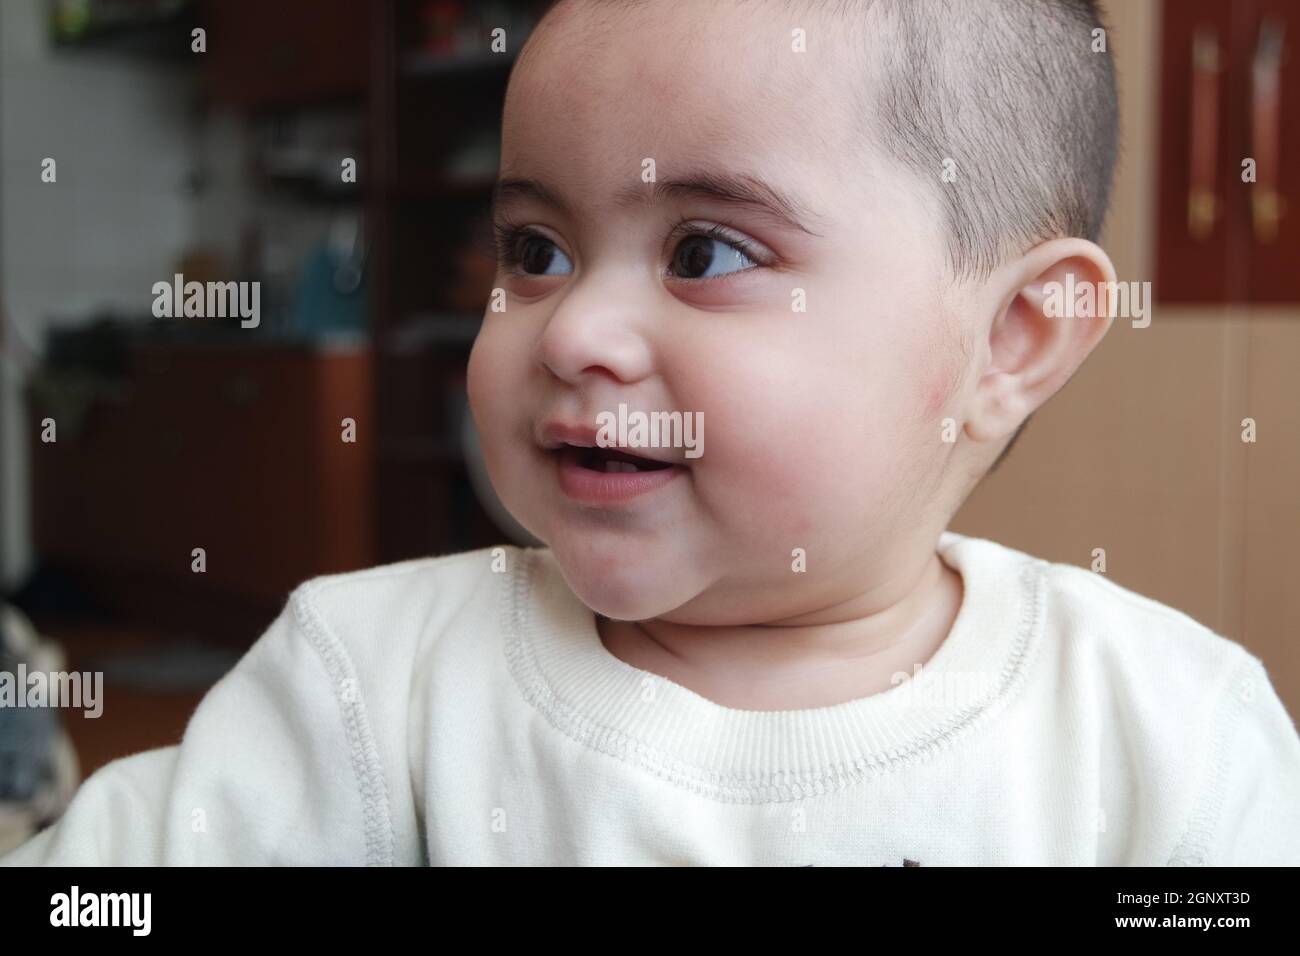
top-left (303, 546), bottom-right (518, 597)
top-left (1047, 561), bottom-right (1222, 637)
top-left (1166, 654), bottom-right (1263, 866)
top-left (290, 581), bottom-right (396, 866)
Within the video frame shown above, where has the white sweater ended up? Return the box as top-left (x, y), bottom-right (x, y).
top-left (4, 531), bottom-right (1299, 866)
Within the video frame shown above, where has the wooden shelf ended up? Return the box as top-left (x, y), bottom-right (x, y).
top-left (370, 0), bottom-right (551, 562)
top-left (381, 313), bottom-right (481, 355)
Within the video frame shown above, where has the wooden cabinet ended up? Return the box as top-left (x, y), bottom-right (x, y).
top-left (201, 0), bottom-right (368, 109)
top-left (29, 343), bottom-right (375, 642)
top-left (1156, 0), bottom-right (1299, 303)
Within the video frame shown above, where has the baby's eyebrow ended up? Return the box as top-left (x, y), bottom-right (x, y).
top-left (616, 171), bottom-right (826, 237)
top-left (492, 170), bottom-right (825, 238)
top-left (492, 177), bottom-right (571, 220)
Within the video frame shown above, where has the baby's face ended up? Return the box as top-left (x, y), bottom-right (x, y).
top-left (469, 0), bottom-right (969, 624)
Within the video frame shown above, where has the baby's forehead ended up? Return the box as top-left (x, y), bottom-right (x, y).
top-left (521, 3), bottom-right (869, 119)
top-left (504, 3), bottom-right (872, 199)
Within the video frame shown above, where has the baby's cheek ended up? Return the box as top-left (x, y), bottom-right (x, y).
top-left (680, 348), bottom-right (880, 530)
top-left (467, 327), bottom-right (530, 481)
top-left (716, 416), bottom-right (876, 538)
top-left (466, 326), bottom-right (503, 421)
top-left (917, 326), bottom-right (969, 422)
top-left (921, 374), bottom-right (951, 420)
top-left (694, 408), bottom-right (815, 530)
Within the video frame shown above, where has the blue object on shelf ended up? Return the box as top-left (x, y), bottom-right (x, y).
top-left (289, 237), bottom-right (368, 340)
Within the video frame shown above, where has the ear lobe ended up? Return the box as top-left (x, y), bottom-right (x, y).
top-left (964, 239), bottom-right (1117, 446)
top-left (964, 369), bottom-right (1024, 443)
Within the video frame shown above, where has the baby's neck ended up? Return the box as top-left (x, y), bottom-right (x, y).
top-left (595, 552), bottom-right (965, 711)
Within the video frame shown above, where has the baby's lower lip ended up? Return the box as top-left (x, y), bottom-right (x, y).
top-left (553, 446), bottom-right (685, 505)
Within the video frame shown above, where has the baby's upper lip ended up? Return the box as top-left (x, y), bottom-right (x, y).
top-left (538, 420), bottom-right (682, 465)
top-left (540, 421), bottom-right (600, 449)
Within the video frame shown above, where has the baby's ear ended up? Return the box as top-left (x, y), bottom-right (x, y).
top-left (964, 237), bottom-right (1117, 445)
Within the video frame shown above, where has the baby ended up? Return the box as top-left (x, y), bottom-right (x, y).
top-left (5, 0), bottom-right (1300, 866)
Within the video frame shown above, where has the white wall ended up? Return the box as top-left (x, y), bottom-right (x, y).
top-left (0, 0), bottom-right (201, 589)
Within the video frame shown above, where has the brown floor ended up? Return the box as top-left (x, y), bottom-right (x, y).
top-left (35, 618), bottom-right (212, 780)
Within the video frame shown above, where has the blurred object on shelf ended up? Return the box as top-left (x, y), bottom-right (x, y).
top-left (26, 316), bottom-right (135, 441)
top-left (443, 127), bottom-right (501, 183)
top-left (420, 0), bottom-right (462, 55)
top-left (0, 602), bottom-right (80, 856)
top-left (48, 0), bottom-right (195, 55)
top-left (289, 214), bottom-right (369, 340)
top-left (24, 367), bottom-right (107, 442)
top-left (157, 247), bottom-right (270, 335)
top-left (44, 315), bottom-right (133, 378)
top-left (253, 108), bottom-right (365, 201)
top-left (175, 247), bottom-right (228, 287)
top-left (415, 0), bottom-right (540, 57)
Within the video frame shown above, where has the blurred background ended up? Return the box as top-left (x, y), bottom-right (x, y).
top-left (0, 0), bottom-right (1296, 848)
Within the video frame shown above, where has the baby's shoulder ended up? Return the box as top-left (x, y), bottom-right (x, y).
top-left (950, 533), bottom-right (1260, 692)
top-left (1030, 550), bottom-right (1259, 686)
top-left (286, 544), bottom-right (530, 662)
top-left (984, 544), bottom-right (1271, 766)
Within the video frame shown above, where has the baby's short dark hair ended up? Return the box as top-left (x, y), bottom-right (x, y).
top-left (858, 0), bottom-right (1120, 282)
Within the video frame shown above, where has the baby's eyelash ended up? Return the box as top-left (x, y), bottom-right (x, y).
top-left (491, 217), bottom-right (538, 272)
top-left (663, 218), bottom-right (767, 268)
top-left (488, 216), bottom-right (771, 273)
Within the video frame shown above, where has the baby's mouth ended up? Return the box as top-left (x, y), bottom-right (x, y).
top-left (559, 444), bottom-right (676, 474)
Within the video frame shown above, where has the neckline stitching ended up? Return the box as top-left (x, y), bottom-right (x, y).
top-left (503, 546), bottom-right (1045, 804)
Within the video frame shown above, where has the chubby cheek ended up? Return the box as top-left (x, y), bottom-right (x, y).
top-left (466, 331), bottom-right (507, 454)
top-left (682, 363), bottom-right (863, 544)
top-left (467, 323), bottom-right (533, 498)
top-left (691, 344), bottom-right (933, 551)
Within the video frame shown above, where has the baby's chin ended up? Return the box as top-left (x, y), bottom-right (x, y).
top-left (545, 534), bottom-right (706, 622)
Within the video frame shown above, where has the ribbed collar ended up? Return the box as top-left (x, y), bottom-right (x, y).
top-left (503, 531), bottom-right (1045, 804)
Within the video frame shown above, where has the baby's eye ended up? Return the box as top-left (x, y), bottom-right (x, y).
top-left (495, 225), bottom-right (573, 276)
top-left (492, 220), bottom-right (765, 281)
top-left (667, 227), bottom-right (761, 280)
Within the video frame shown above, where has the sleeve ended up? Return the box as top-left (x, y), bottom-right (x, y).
top-left (0, 585), bottom-right (393, 865)
top-left (1171, 655), bottom-right (1300, 866)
